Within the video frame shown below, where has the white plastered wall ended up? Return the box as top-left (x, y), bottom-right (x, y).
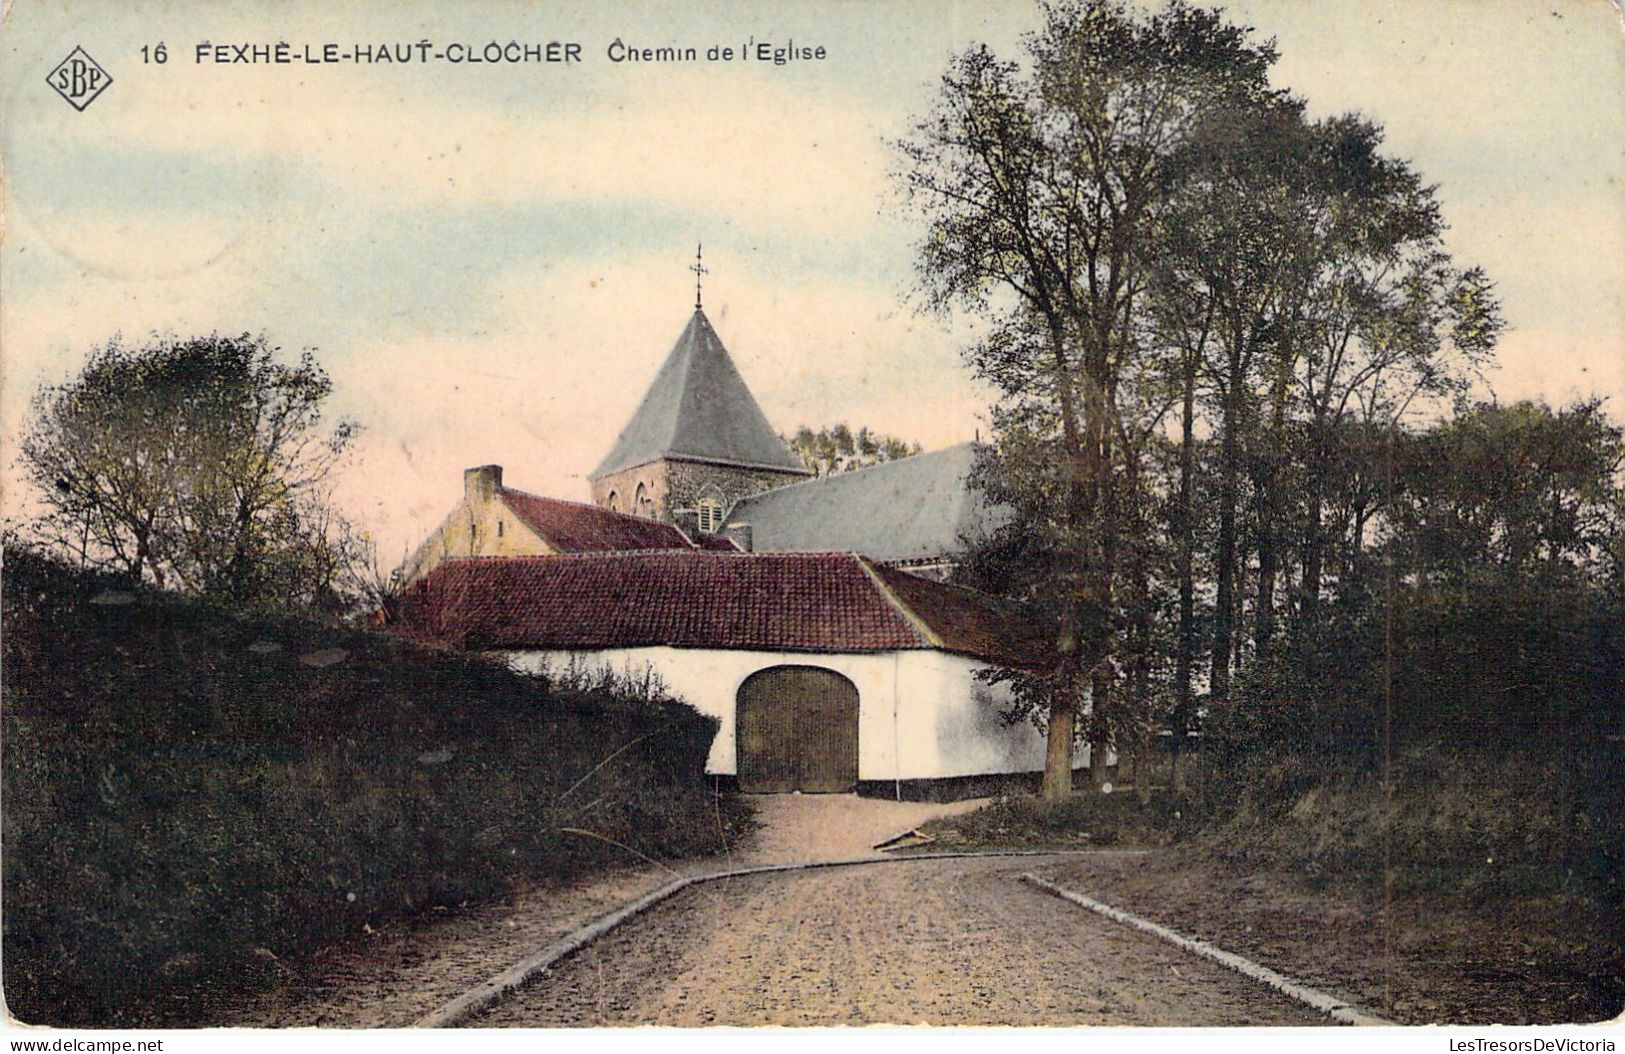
top-left (502, 646), bottom-right (1077, 781)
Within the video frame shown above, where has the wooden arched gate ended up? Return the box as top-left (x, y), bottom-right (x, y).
top-left (735, 665), bottom-right (859, 793)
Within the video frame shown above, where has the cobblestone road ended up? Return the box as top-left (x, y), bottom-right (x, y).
top-left (477, 854), bottom-right (1329, 1027)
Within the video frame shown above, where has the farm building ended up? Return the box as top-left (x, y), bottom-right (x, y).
top-left (394, 293), bottom-right (1061, 793)
top-left (398, 463), bottom-right (736, 587)
top-left (395, 551), bottom-right (1068, 795)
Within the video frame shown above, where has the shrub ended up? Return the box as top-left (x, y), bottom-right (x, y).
top-left (1, 549), bottom-right (749, 1025)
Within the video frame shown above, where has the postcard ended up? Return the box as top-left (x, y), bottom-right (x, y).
top-left (2, 0), bottom-right (1621, 1039)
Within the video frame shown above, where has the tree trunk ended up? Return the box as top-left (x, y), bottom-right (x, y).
top-left (1087, 666), bottom-right (1112, 792)
top-left (1298, 427), bottom-right (1328, 628)
top-left (130, 536), bottom-right (147, 583)
top-left (1211, 363), bottom-right (1242, 703)
top-left (1348, 499), bottom-right (1371, 592)
top-left (1135, 727), bottom-right (1153, 804)
top-left (1039, 311), bottom-right (1089, 803)
top-left (1254, 349), bottom-right (1295, 663)
top-left (1255, 503), bottom-right (1279, 658)
top-left (1131, 653), bottom-right (1152, 804)
top-left (1173, 343), bottom-right (1198, 782)
top-left (1041, 678), bottom-right (1075, 801)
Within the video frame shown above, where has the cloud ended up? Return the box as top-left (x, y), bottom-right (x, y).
top-left (5, 0), bottom-right (1622, 567)
top-left (16, 59), bottom-right (898, 240)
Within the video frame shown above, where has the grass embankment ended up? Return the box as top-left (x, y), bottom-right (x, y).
top-left (2, 550), bottom-right (750, 1026)
top-left (920, 790), bottom-right (1180, 851)
top-left (918, 742), bottom-right (1623, 1023)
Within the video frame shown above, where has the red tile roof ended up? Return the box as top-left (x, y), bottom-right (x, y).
top-left (498, 489), bottom-right (697, 553)
top-left (395, 551), bottom-right (1048, 668)
top-left (867, 561), bottom-right (1052, 670)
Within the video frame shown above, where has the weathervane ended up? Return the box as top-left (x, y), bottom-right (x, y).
top-left (691, 242), bottom-right (709, 310)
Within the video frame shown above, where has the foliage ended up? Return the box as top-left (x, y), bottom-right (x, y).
top-left (0, 549), bottom-right (750, 1025)
top-left (897, 0), bottom-right (1283, 796)
top-left (17, 333), bottom-right (366, 614)
top-left (1153, 92), bottom-right (1501, 702)
top-left (1234, 399), bottom-right (1625, 729)
top-left (896, 2), bottom-right (1546, 807)
top-left (785, 423), bottom-right (921, 477)
top-left (918, 790), bottom-right (1183, 850)
top-left (537, 654), bottom-right (675, 705)
top-left (1391, 399), bottom-right (1624, 587)
top-left (922, 719), bottom-right (1622, 914)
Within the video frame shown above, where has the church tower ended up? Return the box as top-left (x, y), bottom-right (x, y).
top-left (588, 270), bottom-right (810, 531)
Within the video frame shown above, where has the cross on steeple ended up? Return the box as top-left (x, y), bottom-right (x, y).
top-left (690, 242), bottom-right (709, 311)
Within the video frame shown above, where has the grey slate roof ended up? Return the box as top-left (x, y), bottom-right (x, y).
top-left (722, 443), bottom-right (1009, 564)
top-left (590, 308), bottom-right (810, 480)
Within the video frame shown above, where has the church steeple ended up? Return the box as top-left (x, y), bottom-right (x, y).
top-left (590, 308), bottom-right (805, 480)
top-left (587, 270), bottom-right (811, 525)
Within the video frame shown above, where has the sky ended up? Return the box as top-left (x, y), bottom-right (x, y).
top-left (3, 0), bottom-right (1622, 565)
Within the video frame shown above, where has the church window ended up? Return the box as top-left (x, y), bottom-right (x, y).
top-left (635, 482), bottom-right (648, 517)
top-left (497, 519), bottom-right (504, 538)
top-left (696, 498), bottom-right (723, 534)
top-left (606, 491), bottom-right (619, 512)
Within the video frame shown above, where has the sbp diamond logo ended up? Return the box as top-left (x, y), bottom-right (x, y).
top-left (47, 47), bottom-right (113, 111)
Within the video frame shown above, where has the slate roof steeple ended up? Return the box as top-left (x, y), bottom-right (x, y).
top-left (590, 307), bottom-right (810, 480)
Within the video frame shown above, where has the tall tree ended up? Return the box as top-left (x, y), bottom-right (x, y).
top-left (19, 333), bottom-right (362, 612)
top-left (1293, 244), bottom-right (1500, 627)
top-left (898, 0), bottom-right (1276, 797)
top-left (1155, 98), bottom-right (1320, 702)
top-left (1153, 95), bottom-right (1498, 699)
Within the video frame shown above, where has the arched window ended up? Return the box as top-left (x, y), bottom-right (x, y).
top-left (606, 491), bottom-right (619, 512)
top-left (696, 497), bottom-right (723, 534)
top-left (634, 482), bottom-right (649, 518)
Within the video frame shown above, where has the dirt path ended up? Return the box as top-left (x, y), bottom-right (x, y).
top-left (739, 793), bottom-right (987, 863)
top-left (476, 855), bottom-right (1328, 1027)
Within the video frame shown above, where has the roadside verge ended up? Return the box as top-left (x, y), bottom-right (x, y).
top-left (1021, 872), bottom-right (1394, 1026)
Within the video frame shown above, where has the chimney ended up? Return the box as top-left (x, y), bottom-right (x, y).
top-left (722, 522), bottom-right (753, 552)
top-left (464, 464), bottom-right (503, 504)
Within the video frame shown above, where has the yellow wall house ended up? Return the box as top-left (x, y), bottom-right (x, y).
top-left (398, 464), bottom-right (720, 587)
